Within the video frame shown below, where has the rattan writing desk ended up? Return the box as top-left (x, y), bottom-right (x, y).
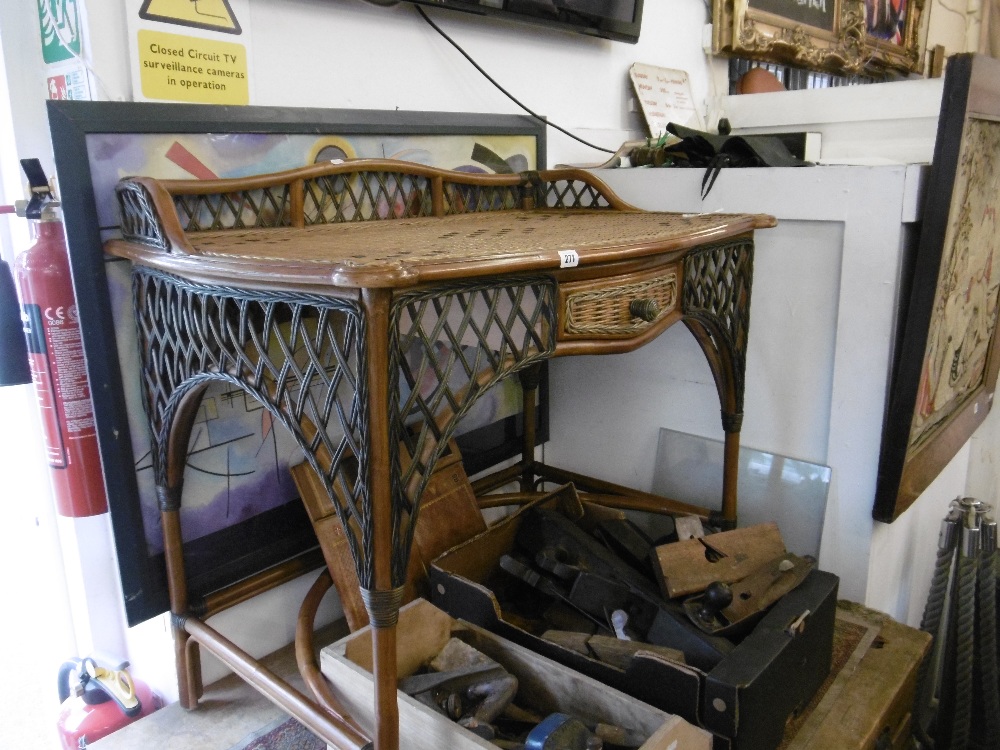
top-left (105, 159), bottom-right (775, 750)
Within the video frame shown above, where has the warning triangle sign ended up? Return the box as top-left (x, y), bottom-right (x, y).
top-left (139, 0), bottom-right (242, 35)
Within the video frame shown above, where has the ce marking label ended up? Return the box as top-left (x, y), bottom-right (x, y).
top-left (558, 249), bottom-right (580, 268)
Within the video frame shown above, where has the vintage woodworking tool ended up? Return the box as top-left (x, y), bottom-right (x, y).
top-left (499, 554), bottom-right (608, 630)
top-left (566, 568), bottom-right (635, 621)
top-left (518, 509), bottom-right (662, 601)
top-left (398, 662), bottom-right (507, 720)
top-left (683, 553), bottom-right (816, 636)
top-left (644, 605), bottom-right (733, 671)
top-left (516, 507), bottom-right (735, 671)
top-left (653, 522), bottom-right (787, 598)
top-left (525, 713), bottom-right (603, 750)
top-left (400, 637), bottom-right (520, 734)
top-left (463, 673), bottom-right (519, 726)
top-left (592, 518), bottom-right (656, 578)
top-left (533, 545), bottom-right (641, 621)
top-left (535, 547), bottom-right (579, 580)
top-left (397, 662), bottom-right (504, 697)
top-left (692, 581), bottom-right (733, 627)
top-left (542, 601), bottom-right (600, 634)
top-left (542, 630), bottom-right (686, 670)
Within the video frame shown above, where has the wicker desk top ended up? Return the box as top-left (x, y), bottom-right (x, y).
top-left (105, 160), bottom-right (775, 290)
top-left (107, 209), bottom-right (772, 290)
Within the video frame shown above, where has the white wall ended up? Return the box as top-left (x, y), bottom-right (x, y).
top-left (242, 0), bottom-right (718, 167)
top-left (0, 0), bottom-right (987, 704)
top-left (926, 0), bottom-right (985, 59)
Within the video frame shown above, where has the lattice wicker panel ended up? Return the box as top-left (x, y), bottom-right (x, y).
top-left (683, 238), bottom-right (754, 415)
top-left (539, 178), bottom-right (614, 209)
top-left (386, 276), bottom-right (556, 585)
top-left (174, 186), bottom-right (292, 232)
top-left (303, 171), bottom-right (434, 224)
top-left (116, 170), bottom-right (622, 254)
top-left (564, 272), bottom-right (678, 336)
top-left (131, 268), bottom-right (379, 588)
top-left (117, 182), bottom-right (170, 251)
top-left (442, 183), bottom-right (523, 214)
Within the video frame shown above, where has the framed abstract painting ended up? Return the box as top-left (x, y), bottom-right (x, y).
top-left (47, 101), bottom-right (547, 622)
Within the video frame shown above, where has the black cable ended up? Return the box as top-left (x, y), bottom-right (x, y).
top-left (414, 5), bottom-right (615, 155)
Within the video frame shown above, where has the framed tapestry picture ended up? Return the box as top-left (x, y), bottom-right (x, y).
top-left (47, 101), bottom-right (547, 623)
top-left (874, 54), bottom-right (1000, 522)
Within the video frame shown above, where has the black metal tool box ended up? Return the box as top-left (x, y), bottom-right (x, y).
top-left (429, 488), bottom-right (839, 750)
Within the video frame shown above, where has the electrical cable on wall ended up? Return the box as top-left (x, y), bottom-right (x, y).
top-left (413, 5), bottom-right (616, 154)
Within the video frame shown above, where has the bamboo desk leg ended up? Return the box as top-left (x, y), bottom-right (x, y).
top-left (363, 289), bottom-right (400, 750)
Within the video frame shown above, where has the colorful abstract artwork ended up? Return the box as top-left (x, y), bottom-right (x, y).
top-left (47, 101), bottom-right (544, 622)
top-left (88, 131), bottom-right (537, 554)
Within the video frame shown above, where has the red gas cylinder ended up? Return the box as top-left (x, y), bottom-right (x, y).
top-left (56, 658), bottom-right (161, 749)
top-left (13, 195), bottom-right (107, 517)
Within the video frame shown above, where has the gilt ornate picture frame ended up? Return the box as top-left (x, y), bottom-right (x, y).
top-left (712, 0), bottom-right (923, 75)
top-left (874, 54), bottom-right (1000, 522)
top-left (713, 0), bottom-right (868, 74)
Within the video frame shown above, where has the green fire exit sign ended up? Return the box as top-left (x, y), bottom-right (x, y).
top-left (38, 0), bottom-right (82, 64)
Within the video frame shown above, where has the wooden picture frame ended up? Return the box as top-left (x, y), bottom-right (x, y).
top-left (46, 101), bottom-right (547, 624)
top-left (874, 54), bottom-right (1000, 522)
top-left (712, 0), bottom-right (868, 75)
top-left (864, 0), bottom-right (925, 74)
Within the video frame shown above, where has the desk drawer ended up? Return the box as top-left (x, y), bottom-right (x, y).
top-left (558, 261), bottom-right (681, 340)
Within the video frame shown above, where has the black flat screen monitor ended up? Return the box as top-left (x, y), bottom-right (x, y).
top-left (409, 0), bottom-right (643, 43)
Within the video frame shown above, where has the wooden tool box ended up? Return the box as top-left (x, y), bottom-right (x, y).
top-left (320, 598), bottom-right (713, 749)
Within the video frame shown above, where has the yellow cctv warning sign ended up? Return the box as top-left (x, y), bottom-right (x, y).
top-left (139, 0), bottom-right (241, 35)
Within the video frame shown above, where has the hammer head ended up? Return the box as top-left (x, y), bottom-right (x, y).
top-left (525, 713), bottom-right (603, 750)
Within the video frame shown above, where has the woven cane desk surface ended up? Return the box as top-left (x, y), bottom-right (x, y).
top-left (107, 209), bottom-right (773, 289)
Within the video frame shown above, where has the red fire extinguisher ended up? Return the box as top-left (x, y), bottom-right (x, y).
top-left (13, 158), bottom-right (107, 517)
top-left (56, 657), bottom-right (161, 749)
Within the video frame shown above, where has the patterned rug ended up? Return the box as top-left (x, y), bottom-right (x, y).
top-left (228, 717), bottom-right (325, 750)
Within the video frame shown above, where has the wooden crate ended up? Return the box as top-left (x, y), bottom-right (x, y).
top-left (779, 601), bottom-right (931, 750)
top-left (320, 598), bottom-right (712, 750)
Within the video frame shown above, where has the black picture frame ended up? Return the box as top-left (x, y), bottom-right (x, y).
top-left (873, 54), bottom-right (1000, 521)
top-left (407, 0), bottom-right (644, 44)
top-left (47, 100), bottom-right (547, 624)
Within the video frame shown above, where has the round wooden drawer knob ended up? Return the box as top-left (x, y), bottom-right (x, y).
top-left (629, 298), bottom-right (659, 322)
